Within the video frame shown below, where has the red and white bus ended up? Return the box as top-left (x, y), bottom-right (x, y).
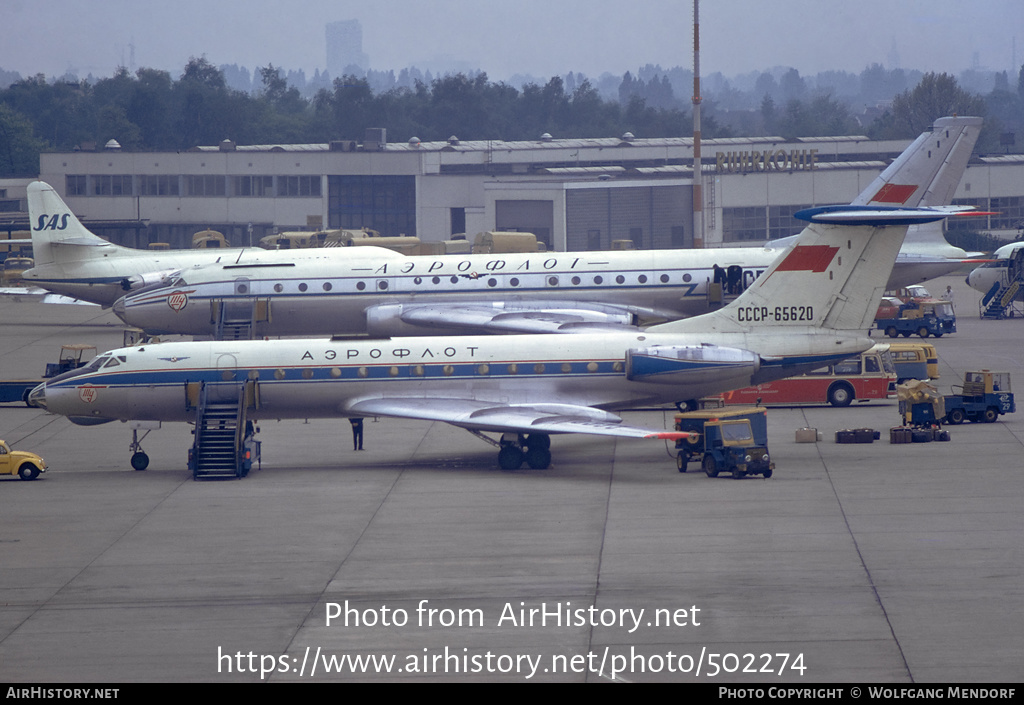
top-left (719, 345), bottom-right (897, 407)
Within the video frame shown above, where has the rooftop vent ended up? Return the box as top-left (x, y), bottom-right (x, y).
top-left (539, 133), bottom-right (553, 142)
top-left (447, 135), bottom-right (460, 146)
top-left (104, 139), bottom-right (122, 151)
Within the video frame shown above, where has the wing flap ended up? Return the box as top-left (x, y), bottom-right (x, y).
top-left (366, 301), bottom-right (645, 335)
top-left (344, 396), bottom-right (690, 440)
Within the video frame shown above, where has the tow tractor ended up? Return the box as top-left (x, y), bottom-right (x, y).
top-left (943, 371), bottom-right (1015, 424)
top-left (899, 371), bottom-right (1014, 426)
top-left (0, 344), bottom-right (96, 406)
top-left (876, 299), bottom-right (956, 338)
top-left (673, 407), bottom-right (773, 478)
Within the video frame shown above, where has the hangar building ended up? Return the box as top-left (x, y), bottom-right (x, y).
top-left (31, 128), bottom-right (1024, 251)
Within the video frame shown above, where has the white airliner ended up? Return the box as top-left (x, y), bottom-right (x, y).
top-left (26, 117), bottom-right (980, 333)
top-left (21, 182), bottom-right (403, 307)
top-left (966, 241), bottom-right (1024, 305)
top-left (31, 202), bottom-right (968, 471)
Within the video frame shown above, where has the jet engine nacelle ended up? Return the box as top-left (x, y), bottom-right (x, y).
top-left (120, 269), bottom-right (178, 292)
top-left (365, 303), bottom-right (466, 337)
top-left (626, 344), bottom-right (760, 390)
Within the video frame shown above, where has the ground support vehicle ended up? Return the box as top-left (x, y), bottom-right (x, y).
top-left (720, 345), bottom-right (895, 407)
top-left (942, 371), bottom-right (1015, 424)
top-left (888, 342), bottom-right (939, 383)
top-left (673, 407), bottom-right (773, 479)
top-left (0, 440), bottom-right (46, 480)
top-left (877, 299), bottom-right (956, 338)
top-left (0, 344), bottom-right (96, 406)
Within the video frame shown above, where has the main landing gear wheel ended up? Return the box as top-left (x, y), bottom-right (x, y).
top-left (524, 446), bottom-right (552, 470)
top-left (498, 446), bottom-right (524, 470)
top-left (130, 451), bottom-right (150, 471)
top-left (496, 433), bottom-right (552, 470)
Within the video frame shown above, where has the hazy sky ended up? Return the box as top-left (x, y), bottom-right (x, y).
top-left (3, 0), bottom-right (1022, 82)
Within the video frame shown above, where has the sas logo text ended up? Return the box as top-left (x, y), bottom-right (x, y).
top-left (33, 214), bottom-right (71, 231)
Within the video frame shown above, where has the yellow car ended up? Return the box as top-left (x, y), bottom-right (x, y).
top-left (0, 440), bottom-right (47, 480)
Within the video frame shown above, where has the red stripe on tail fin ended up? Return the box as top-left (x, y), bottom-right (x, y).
top-left (774, 245), bottom-right (839, 273)
top-left (870, 183), bottom-right (919, 204)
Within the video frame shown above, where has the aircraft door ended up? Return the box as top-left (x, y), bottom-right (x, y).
top-left (212, 353), bottom-right (240, 402)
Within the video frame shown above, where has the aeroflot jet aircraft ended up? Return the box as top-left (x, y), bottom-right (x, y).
top-left (30, 117), bottom-right (979, 331)
top-left (32, 203), bottom-right (968, 471)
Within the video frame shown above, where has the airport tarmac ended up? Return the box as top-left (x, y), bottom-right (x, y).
top-left (0, 274), bottom-right (1021, 683)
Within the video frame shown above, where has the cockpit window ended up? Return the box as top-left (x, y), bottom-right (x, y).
top-left (103, 355), bottom-right (127, 368)
top-left (85, 355), bottom-right (111, 371)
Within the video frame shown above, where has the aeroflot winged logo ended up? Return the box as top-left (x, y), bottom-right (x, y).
top-left (167, 291), bottom-right (188, 312)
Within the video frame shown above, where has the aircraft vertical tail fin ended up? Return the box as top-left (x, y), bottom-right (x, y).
top-left (26, 181), bottom-right (128, 266)
top-left (852, 116), bottom-right (981, 208)
top-left (651, 208), bottom-right (953, 337)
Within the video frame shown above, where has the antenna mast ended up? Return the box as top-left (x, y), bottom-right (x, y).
top-left (692, 0), bottom-right (704, 248)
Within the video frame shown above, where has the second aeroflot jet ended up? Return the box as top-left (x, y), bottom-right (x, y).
top-left (31, 202), bottom-right (970, 471)
top-left (110, 116), bottom-right (982, 338)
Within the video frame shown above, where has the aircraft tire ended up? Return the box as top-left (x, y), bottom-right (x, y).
top-left (525, 433), bottom-right (550, 451)
top-left (498, 446), bottom-right (524, 471)
top-left (524, 446), bottom-right (552, 470)
top-left (18, 464), bottom-right (40, 481)
top-left (130, 452), bottom-right (150, 471)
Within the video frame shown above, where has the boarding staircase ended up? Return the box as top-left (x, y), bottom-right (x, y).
top-left (214, 300), bottom-right (257, 340)
top-left (189, 383), bottom-right (258, 480)
top-left (981, 280), bottom-right (1021, 319)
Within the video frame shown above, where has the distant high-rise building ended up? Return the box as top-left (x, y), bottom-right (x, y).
top-left (326, 20), bottom-right (369, 77)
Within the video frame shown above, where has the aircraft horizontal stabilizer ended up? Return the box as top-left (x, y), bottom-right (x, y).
top-left (795, 205), bottom-right (964, 226)
top-left (344, 396), bottom-right (690, 440)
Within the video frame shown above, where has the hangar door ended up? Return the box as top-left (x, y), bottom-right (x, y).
top-left (495, 200), bottom-right (553, 250)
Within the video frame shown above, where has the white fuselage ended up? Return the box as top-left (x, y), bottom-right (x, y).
top-left (35, 330), bottom-right (870, 426)
top-left (115, 244), bottom-right (960, 337)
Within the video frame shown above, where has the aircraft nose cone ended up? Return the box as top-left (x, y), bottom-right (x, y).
top-left (112, 295), bottom-right (127, 319)
top-left (28, 382), bottom-right (47, 409)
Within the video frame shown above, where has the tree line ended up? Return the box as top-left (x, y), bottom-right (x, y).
top-left (1, 56), bottom-right (1022, 178)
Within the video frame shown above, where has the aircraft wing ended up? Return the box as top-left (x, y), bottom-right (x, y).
top-left (366, 301), bottom-right (666, 334)
top-left (344, 396), bottom-right (689, 440)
